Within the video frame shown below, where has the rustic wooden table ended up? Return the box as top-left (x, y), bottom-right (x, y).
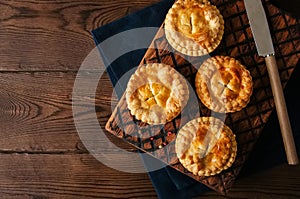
top-left (1, 0), bottom-right (300, 198)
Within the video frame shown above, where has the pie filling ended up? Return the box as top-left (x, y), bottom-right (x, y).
top-left (211, 66), bottom-right (242, 100)
top-left (183, 126), bottom-right (232, 170)
top-left (175, 117), bottom-right (237, 176)
top-left (195, 56), bottom-right (253, 113)
top-left (177, 7), bottom-right (210, 40)
top-left (173, 5), bottom-right (221, 45)
top-left (129, 83), bottom-right (181, 122)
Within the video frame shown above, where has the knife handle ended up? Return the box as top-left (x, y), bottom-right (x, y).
top-left (265, 55), bottom-right (299, 165)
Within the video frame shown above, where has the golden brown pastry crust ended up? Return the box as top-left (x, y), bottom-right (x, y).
top-left (195, 56), bottom-right (253, 113)
top-left (126, 63), bottom-right (189, 124)
top-left (175, 117), bottom-right (237, 176)
top-left (164, 0), bottom-right (224, 56)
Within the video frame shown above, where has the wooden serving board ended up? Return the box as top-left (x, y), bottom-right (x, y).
top-left (105, 0), bottom-right (300, 194)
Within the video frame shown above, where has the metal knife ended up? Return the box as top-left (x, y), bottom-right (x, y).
top-left (244, 0), bottom-right (298, 165)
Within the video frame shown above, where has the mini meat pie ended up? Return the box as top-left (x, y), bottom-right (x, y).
top-left (164, 0), bottom-right (224, 56)
top-left (175, 117), bottom-right (237, 176)
top-left (195, 56), bottom-right (253, 113)
top-left (126, 63), bottom-right (189, 124)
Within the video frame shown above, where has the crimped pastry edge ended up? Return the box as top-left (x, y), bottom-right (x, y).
top-left (195, 56), bottom-right (253, 113)
top-left (125, 63), bottom-right (189, 124)
top-left (175, 116), bottom-right (237, 176)
top-left (164, 0), bottom-right (224, 56)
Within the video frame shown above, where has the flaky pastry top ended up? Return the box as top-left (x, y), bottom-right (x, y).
top-left (195, 56), bottom-right (253, 113)
top-left (165, 0), bottom-right (224, 56)
top-left (175, 117), bottom-right (237, 176)
top-left (126, 63), bottom-right (189, 124)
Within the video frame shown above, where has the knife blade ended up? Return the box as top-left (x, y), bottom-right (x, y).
top-left (244, 0), bottom-right (299, 165)
top-left (244, 0), bottom-right (274, 56)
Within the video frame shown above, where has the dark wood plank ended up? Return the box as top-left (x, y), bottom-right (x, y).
top-left (0, 154), bottom-right (157, 198)
top-left (1, 0), bottom-right (300, 198)
top-left (0, 0), bottom-right (163, 198)
top-left (0, 0), bottom-right (160, 71)
top-left (0, 153), bottom-right (299, 198)
top-left (0, 71), bottom-right (136, 152)
top-left (200, 164), bottom-right (300, 198)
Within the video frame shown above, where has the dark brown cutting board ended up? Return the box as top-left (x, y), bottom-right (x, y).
top-left (105, 0), bottom-right (300, 194)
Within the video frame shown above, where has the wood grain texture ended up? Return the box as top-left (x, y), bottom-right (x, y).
top-left (200, 164), bottom-right (300, 199)
top-left (0, 154), bottom-right (157, 199)
top-left (0, 71), bottom-right (139, 153)
top-left (0, 0), bottom-right (160, 71)
top-left (0, 153), bottom-right (299, 198)
top-left (0, 0), bottom-right (300, 198)
top-left (0, 72), bottom-right (92, 152)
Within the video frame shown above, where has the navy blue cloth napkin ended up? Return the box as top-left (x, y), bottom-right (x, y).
top-left (91, 0), bottom-right (300, 198)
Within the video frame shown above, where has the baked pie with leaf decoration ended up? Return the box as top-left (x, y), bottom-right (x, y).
top-left (164, 0), bottom-right (224, 56)
top-left (126, 63), bottom-right (189, 124)
top-left (195, 56), bottom-right (253, 113)
top-left (175, 117), bottom-right (237, 176)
